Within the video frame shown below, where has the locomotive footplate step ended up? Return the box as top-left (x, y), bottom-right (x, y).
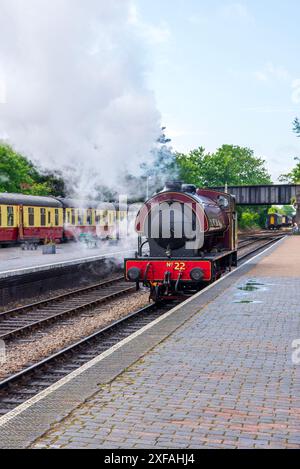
top-left (0, 236), bottom-right (300, 449)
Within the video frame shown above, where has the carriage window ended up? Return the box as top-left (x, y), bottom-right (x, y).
top-left (28, 208), bottom-right (34, 227)
top-left (40, 208), bottom-right (46, 226)
top-left (109, 212), bottom-right (115, 224)
top-left (78, 210), bottom-right (85, 226)
top-left (95, 214), bottom-right (101, 224)
top-left (87, 210), bottom-right (92, 226)
top-left (66, 211), bottom-right (71, 224)
top-left (48, 211), bottom-right (51, 225)
top-left (55, 209), bottom-right (59, 226)
top-left (7, 207), bottom-right (14, 227)
top-left (71, 209), bottom-right (76, 225)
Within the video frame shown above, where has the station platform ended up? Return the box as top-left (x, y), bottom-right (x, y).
top-left (0, 242), bottom-right (135, 279)
top-left (0, 236), bottom-right (299, 449)
top-left (0, 242), bottom-right (136, 307)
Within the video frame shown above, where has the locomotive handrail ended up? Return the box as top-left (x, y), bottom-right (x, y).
top-left (144, 262), bottom-right (152, 283)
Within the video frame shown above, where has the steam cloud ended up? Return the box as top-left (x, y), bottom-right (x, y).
top-left (0, 0), bottom-right (160, 197)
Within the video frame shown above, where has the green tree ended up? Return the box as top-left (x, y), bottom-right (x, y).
top-left (176, 144), bottom-right (272, 230)
top-left (176, 144), bottom-right (272, 187)
top-left (282, 205), bottom-right (296, 217)
top-left (268, 205), bottom-right (295, 216)
top-left (0, 144), bottom-right (54, 196)
top-left (141, 127), bottom-right (177, 191)
top-left (279, 118), bottom-right (300, 183)
top-left (239, 211), bottom-right (260, 230)
top-left (175, 147), bottom-right (206, 187)
top-left (279, 157), bottom-right (300, 183)
top-left (293, 117), bottom-right (300, 136)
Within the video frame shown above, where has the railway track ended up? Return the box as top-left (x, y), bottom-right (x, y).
top-left (0, 234), bottom-right (283, 343)
top-left (238, 231), bottom-right (286, 247)
top-left (0, 301), bottom-right (174, 417)
top-left (237, 233), bottom-right (285, 261)
top-left (0, 276), bottom-right (135, 342)
top-left (0, 234), bottom-right (285, 418)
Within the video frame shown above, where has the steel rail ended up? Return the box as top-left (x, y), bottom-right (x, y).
top-left (0, 276), bottom-right (135, 341)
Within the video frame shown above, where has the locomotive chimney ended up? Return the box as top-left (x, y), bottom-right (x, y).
top-left (164, 181), bottom-right (183, 192)
top-left (182, 184), bottom-right (197, 194)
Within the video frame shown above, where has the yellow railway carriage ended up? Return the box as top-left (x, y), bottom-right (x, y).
top-left (0, 193), bottom-right (64, 245)
top-left (0, 193), bottom-right (129, 246)
top-left (59, 199), bottom-right (119, 240)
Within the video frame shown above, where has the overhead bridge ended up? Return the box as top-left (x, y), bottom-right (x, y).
top-left (210, 184), bottom-right (300, 206)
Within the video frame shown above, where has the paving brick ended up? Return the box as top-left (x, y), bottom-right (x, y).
top-left (30, 239), bottom-right (300, 449)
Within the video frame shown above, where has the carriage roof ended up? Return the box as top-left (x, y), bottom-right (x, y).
top-left (0, 193), bottom-right (62, 208)
top-left (58, 198), bottom-right (117, 210)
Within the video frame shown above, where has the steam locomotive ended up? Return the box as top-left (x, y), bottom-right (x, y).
top-left (125, 182), bottom-right (238, 301)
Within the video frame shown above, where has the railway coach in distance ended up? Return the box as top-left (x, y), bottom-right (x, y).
top-left (266, 213), bottom-right (283, 230)
top-left (125, 182), bottom-right (238, 302)
top-left (0, 192), bottom-right (129, 247)
top-left (58, 198), bottom-right (119, 241)
top-left (0, 193), bottom-right (63, 246)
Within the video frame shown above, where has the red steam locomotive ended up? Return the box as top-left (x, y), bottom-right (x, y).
top-left (125, 182), bottom-right (237, 301)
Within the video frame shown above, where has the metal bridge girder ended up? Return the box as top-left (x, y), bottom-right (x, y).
top-left (210, 185), bottom-right (300, 206)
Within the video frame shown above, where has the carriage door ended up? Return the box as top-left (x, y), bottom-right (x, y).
top-left (19, 205), bottom-right (24, 240)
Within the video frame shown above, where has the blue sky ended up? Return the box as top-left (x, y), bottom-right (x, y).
top-left (136, 0), bottom-right (300, 181)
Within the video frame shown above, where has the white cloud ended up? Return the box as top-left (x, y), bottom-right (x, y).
top-left (129, 2), bottom-right (171, 46)
top-left (0, 77), bottom-right (6, 104)
top-left (0, 0), bottom-right (161, 196)
top-left (255, 64), bottom-right (300, 106)
top-left (187, 15), bottom-right (209, 26)
top-left (128, 2), bottom-right (138, 24)
top-left (255, 62), bottom-right (290, 82)
top-left (168, 127), bottom-right (208, 139)
top-left (143, 22), bottom-right (171, 45)
top-left (255, 71), bottom-right (268, 82)
top-left (243, 106), bottom-right (296, 114)
top-left (219, 3), bottom-right (253, 21)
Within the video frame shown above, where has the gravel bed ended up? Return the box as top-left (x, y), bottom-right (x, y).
top-left (0, 290), bottom-right (149, 380)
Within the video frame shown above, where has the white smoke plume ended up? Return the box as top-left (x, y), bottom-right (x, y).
top-left (0, 0), bottom-right (160, 197)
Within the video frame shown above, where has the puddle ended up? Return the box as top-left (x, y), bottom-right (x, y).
top-left (238, 285), bottom-right (259, 292)
top-left (237, 279), bottom-right (268, 292)
top-left (233, 278), bottom-right (269, 304)
top-left (233, 300), bottom-right (263, 304)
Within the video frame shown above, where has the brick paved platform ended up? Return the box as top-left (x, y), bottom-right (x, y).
top-left (0, 237), bottom-right (299, 449)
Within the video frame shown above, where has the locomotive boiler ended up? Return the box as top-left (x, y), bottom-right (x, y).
top-left (125, 182), bottom-right (238, 301)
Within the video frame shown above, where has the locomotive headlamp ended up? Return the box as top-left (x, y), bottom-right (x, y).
top-left (190, 268), bottom-right (204, 282)
top-left (127, 267), bottom-right (141, 282)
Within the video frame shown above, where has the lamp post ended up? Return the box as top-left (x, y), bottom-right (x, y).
top-left (146, 176), bottom-right (152, 200)
top-left (296, 192), bottom-right (300, 225)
